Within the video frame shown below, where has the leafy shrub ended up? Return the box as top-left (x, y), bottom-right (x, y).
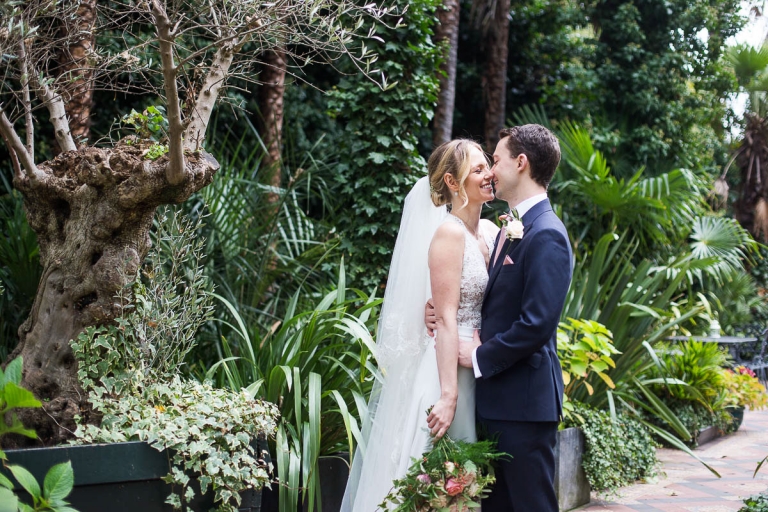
top-left (723, 366), bottom-right (768, 410)
top-left (71, 211), bottom-right (278, 511)
top-left (741, 492), bottom-right (768, 512)
top-left (557, 318), bottom-right (620, 420)
top-left (649, 341), bottom-right (730, 406)
top-left (75, 377), bottom-right (277, 510)
top-left (653, 400), bottom-right (734, 446)
top-left (566, 403), bottom-right (658, 493)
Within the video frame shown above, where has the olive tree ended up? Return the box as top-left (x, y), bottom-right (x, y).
top-left (0, 0), bottom-right (388, 445)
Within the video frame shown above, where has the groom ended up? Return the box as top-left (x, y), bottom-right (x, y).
top-left (431, 124), bottom-right (572, 511)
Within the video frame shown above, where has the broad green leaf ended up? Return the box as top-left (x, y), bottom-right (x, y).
top-left (3, 383), bottom-right (41, 410)
top-left (9, 465), bottom-right (40, 501)
top-left (0, 472), bottom-right (13, 490)
top-left (0, 488), bottom-right (17, 512)
top-left (43, 462), bottom-right (74, 502)
top-left (3, 358), bottom-right (22, 386)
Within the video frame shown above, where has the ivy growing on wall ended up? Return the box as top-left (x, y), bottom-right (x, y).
top-left (566, 402), bottom-right (658, 493)
top-left (327, 0), bottom-right (442, 289)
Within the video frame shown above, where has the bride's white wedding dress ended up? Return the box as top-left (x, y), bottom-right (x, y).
top-left (341, 176), bottom-right (494, 512)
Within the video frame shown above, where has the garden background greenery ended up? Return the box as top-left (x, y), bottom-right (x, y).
top-left (2, 0), bottom-right (768, 509)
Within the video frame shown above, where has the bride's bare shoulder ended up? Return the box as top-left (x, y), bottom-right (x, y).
top-left (432, 220), bottom-right (464, 244)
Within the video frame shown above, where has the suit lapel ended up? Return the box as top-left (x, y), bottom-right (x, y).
top-left (482, 199), bottom-right (554, 304)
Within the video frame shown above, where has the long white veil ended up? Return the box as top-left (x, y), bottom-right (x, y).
top-left (341, 176), bottom-right (447, 511)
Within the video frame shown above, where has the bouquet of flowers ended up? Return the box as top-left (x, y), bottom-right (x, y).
top-left (379, 435), bottom-right (506, 511)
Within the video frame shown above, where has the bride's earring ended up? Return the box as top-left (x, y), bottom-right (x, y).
top-left (454, 192), bottom-right (458, 196)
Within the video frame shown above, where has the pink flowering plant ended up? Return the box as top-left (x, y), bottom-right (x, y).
top-left (379, 434), bottom-right (505, 511)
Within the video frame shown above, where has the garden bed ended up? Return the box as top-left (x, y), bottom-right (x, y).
top-left (2, 441), bottom-right (263, 512)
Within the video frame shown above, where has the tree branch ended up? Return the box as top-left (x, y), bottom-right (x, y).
top-left (150, 0), bottom-right (186, 186)
top-left (0, 106), bottom-right (42, 181)
top-left (184, 41), bottom-right (237, 151)
top-left (31, 75), bottom-right (77, 153)
top-left (18, 38), bottom-right (34, 156)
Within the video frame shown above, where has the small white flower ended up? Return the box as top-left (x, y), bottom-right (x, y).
top-left (506, 219), bottom-right (524, 240)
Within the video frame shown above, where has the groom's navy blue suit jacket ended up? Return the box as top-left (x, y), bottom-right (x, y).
top-left (476, 199), bottom-right (572, 423)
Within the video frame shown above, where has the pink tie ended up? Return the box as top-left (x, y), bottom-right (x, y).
top-left (492, 226), bottom-right (506, 266)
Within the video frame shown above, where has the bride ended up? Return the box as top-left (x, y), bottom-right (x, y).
top-left (341, 139), bottom-right (498, 511)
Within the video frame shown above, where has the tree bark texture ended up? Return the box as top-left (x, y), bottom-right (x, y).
top-left (56, 0), bottom-right (97, 144)
top-left (7, 143), bottom-right (219, 446)
top-left (735, 114), bottom-right (768, 240)
top-left (258, 48), bottom-right (287, 178)
top-left (482, 0), bottom-right (510, 152)
top-left (432, 0), bottom-right (460, 148)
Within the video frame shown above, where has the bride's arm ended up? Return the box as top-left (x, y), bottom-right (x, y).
top-left (426, 222), bottom-right (464, 440)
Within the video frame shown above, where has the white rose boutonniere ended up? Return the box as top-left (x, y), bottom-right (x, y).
top-left (501, 211), bottom-right (524, 241)
top-left (506, 219), bottom-right (524, 240)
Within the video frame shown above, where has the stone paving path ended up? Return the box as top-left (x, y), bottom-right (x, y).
top-left (576, 409), bottom-right (768, 512)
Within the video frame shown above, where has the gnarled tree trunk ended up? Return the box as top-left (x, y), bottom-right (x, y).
top-left (7, 143), bottom-right (218, 446)
top-left (482, 0), bottom-right (510, 151)
top-left (734, 114), bottom-right (768, 241)
top-left (432, 0), bottom-right (460, 147)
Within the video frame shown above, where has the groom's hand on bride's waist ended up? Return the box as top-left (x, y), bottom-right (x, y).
top-left (458, 332), bottom-right (481, 368)
top-left (425, 298), bottom-right (437, 336)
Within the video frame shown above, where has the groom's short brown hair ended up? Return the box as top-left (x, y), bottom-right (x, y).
top-left (499, 124), bottom-right (560, 188)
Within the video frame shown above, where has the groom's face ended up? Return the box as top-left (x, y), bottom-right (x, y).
top-left (491, 137), bottom-right (520, 202)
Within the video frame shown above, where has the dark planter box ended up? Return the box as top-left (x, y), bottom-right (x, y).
top-left (554, 427), bottom-right (591, 511)
top-left (3, 441), bottom-right (263, 512)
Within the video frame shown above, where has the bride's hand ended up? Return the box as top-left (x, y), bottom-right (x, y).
top-left (427, 396), bottom-right (457, 440)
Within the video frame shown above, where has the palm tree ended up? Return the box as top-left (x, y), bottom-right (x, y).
top-left (57, 0), bottom-right (97, 144)
top-left (432, 0), bottom-right (461, 146)
top-left (258, 48), bottom-right (287, 184)
top-left (725, 44), bottom-right (768, 241)
top-left (472, 0), bottom-right (510, 150)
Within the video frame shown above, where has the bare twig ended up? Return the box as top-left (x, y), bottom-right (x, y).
top-left (150, 0), bottom-right (186, 185)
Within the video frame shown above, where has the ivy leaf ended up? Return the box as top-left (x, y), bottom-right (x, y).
top-left (368, 152), bottom-right (386, 164)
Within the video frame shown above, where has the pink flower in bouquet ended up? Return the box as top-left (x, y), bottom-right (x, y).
top-left (445, 478), bottom-right (465, 496)
top-left (416, 473), bottom-right (431, 485)
top-left (455, 470), bottom-right (476, 488)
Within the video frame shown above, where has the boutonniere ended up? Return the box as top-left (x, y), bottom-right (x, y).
top-left (501, 211), bottom-right (524, 240)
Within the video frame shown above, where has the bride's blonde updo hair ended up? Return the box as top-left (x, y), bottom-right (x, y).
top-left (428, 139), bottom-right (485, 210)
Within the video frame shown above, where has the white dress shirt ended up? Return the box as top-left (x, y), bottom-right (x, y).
top-left (471, 193), bottom-right (548, 378)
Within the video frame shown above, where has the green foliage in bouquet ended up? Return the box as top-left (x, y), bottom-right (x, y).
top-left (379, 435), bottom-right (505, 512)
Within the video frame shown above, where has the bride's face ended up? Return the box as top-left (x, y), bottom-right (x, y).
top-left (462, 146), bottom-right (495, 205)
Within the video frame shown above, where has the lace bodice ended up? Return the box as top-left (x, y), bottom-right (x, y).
top-left (446, 215), bottom-right (494, 329)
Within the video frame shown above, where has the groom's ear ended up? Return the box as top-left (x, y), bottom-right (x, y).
top-left (517, 153), bottom-right (530, 174)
